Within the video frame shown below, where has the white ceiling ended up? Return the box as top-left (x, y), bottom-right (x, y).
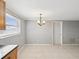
top-left (7, 0), bottom-right (79, 20)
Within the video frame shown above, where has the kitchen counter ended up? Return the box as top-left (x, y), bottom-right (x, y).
top-left (0, 45), bottom-right (18, 59)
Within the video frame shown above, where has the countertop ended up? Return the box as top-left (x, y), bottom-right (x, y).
top-left (0, 45), bottom-right (18, 59)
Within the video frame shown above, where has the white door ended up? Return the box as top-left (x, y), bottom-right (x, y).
top-left (52, 21), bottom-right (62, 45)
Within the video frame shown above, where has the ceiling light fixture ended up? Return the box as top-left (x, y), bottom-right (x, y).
top-left (37, 13), bottom-right (46, 26)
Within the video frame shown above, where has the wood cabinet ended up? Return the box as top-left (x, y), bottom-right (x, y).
top-left (2, 48), bottom-right (17, 59)
top-left (0, 0), bottom-right (5, 30)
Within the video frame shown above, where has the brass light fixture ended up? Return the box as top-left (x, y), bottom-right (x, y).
top-left (37, 13), bottom-right (46, 26)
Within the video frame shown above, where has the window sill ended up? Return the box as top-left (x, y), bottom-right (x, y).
top-left (0, 32), bottom-right (20, 39)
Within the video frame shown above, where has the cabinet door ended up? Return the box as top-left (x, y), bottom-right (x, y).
top-left (3, 48), bottom-right (17, 59)
top-left (3, 54), bottom-right (11, 59)
top-left (10, 48), bottom-right (17, 59)
top-left (0, 0), bottom-right (5, 30)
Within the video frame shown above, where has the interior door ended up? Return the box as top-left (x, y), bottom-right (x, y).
top-left (53, 21), bottom-right (62, 45)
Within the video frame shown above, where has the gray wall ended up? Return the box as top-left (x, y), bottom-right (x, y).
top-left (0, 19), bottom-right (26, 47)
top-left (63, 21), bottom-right (79, 44)
top-left (25, 20), bottom-right (53, 44)
top-left (25, 20), bottom-right (62, 44)
top-left (1, 20), bottom-right (79, 45)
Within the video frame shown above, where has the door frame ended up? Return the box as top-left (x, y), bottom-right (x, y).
top-left (51, 21), bottom-right (63, 46)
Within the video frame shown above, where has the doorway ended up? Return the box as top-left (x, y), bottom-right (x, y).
top-left (51, 21), bottom-right (63, 46)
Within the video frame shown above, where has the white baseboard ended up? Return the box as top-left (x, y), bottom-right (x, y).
top-left (18, 44), bottom-right (25, 54)
top-left (63, 44), bottom-right (79, 46)
top-left (25, 44), bottom-right (51, 46)
top-left (18, 44), bottom-right (79, 53)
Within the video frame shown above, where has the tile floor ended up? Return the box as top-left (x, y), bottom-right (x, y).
top-left (18, 44), bottom-right (79, 59)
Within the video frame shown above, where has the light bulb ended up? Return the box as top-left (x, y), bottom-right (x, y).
top-left (37, 20), bottom-right (40, 24)
top-left (42, 20), bottom-right (46, 24)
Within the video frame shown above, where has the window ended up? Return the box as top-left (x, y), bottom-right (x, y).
top-left (6, 14), bottom-right (17, 29)
top-left (0, 13), bottom-right (20, 39)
